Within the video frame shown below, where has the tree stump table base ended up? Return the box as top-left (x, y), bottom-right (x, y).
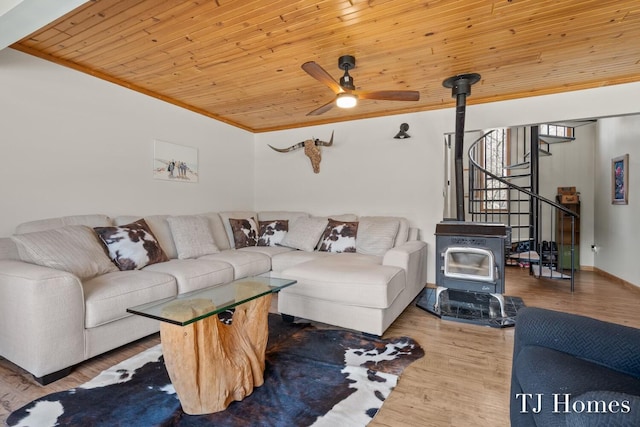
top-left (160, 293), bottom-right (271, 415)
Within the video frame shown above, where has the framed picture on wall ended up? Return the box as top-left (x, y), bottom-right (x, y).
top-left (611, 154), bottom-right (629, 205)
top-left (153, 140), bottom-right (199, 183)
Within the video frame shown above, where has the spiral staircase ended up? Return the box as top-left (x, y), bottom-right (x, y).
top-left (466, 124), bottom-right (584, 291)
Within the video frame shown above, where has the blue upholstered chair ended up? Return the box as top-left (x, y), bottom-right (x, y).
top-left (510, 307), bottom-right (640, 426)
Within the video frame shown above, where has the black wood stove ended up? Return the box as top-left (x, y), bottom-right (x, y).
top-left (434, 221), bottom-right (509, 317)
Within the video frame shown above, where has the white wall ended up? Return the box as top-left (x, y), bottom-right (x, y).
top-left (0, 49), bottom-right (255, 237)
top-left (3, 48), bottom-right (640, 286)
top-left (254, 111), bottom-right (449, 215)
top-left (594, 116), bottom-right (640, 286)
top-left (538, 123), bottom-right (596, 267)
top-left (256, 84), bottom-right (640, 284)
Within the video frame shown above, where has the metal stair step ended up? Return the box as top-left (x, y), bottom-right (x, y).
top-left (505, 162), bottom-right (530, 170)
top-left (500, 173), bottom-right (530, 179)
top-left (539, 134), bottom-right (576, 144)
top-left (525, 148), bottom-right (552, 158)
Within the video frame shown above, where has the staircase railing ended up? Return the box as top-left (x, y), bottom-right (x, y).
top-left (468, 129), bottom-right (579, 291)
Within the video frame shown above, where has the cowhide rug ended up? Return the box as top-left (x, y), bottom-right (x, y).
top-left (8, 314), bottom-right (423, 427)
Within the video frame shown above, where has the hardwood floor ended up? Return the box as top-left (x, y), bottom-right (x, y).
top-left (1, 267), bottom-right (639, 426)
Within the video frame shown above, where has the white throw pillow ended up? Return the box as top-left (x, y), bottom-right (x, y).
top-left (11, 225), bottom-right (118, 280)
top-left (167, 215), bottom-right (220, 259)
top-left (279, 216), bottom-right (328, 252)
top-left (356, 217), bottom-right (401, 256)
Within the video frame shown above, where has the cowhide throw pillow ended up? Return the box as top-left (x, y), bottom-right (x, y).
top-left (94, 219), bottom-right (169, 270)
top-left (257, 220), bottom-right (288, 247)
top-left (318, 219), bottom-right (359, 253)
top-left (229, 217), bottom-right (259, 249)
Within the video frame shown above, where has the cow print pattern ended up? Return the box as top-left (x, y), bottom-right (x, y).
top-left (229, 217), bottom-right (259, 248)
top-left (257, 219), bottom-right (288, 246)
top-left (8, 314), bottom-right (423, 427)
top-left (318, 219), bottom-right (359, 253)
top-left (94, 219), bottom-right (168, 270)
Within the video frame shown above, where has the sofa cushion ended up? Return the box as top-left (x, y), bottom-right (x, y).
top-left (328, 252), bottom-right (384, 265)
top-left (200, 249), bottom-right (271, 279)
top-left (356, 217), bottom-right (400, 256)
top-left (258, 220), bottom-right (288, 247)
top-left (141, 215), bottom-right (178, 259)
top-left (280, 257), bottom-right (405, 309)
top-left (143, 258), bottom-right (234, 294)
top-left (239, 245), bottom-right (295, 259)
top-left (514, 345), bottom-right (640, 426)
top-left (323, 214), bottom-right (358, 222)
top-left (0, 237), bottom-right (19, 261)
top-left (270, 250), bottom-right (332, 273)
top-left (112, 215), bottom-right (141, 226)
top-left (279, 216), bottom-right (328, 252)
top-left (199, 212), bottom-right (232, 250)
top-left (11, 225), bottom-right (118, 280)
top-left (94, 219), bottom-right (169, 270)
top-left (15, 214), bottom-right (113, 234)
top-left (318, 219), bottom-right (358, 253)
top-left (83, 270), bottom-right (177, 328)
top-left (394, 218), bottom-right (410, 246)
top-left (166, 215), bottom-right (220, 259)
top-left (258, 211), bottom-right (309, 223)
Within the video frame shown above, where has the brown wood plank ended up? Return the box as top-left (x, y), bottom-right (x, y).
top-left (9, 0), bottom-right (640, 131)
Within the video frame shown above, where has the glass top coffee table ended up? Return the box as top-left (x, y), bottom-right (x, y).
top-left (127, 275), bottom-right (296, 415)
top-left (127, 275), bottom-right (296, 325)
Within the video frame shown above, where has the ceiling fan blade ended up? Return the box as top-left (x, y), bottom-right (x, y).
top-left (302, 61), bottom-right (343, 94)
top-left (306, 99), bottom-right (336, 116)
top-left (354, 90), bottom-right (420, 101)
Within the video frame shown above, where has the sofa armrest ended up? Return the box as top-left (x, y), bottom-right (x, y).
top-left (514, 307), bottom-right (640, 378)
top-left (0, 260), bottom-right (86, 378)
top-left (383, 240), bottom-right (427, 290)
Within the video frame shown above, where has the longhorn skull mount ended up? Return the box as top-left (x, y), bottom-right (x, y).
top-left (268, 131), bottom-right (334, 173)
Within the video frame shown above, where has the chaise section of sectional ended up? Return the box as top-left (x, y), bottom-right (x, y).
top-left (275, 217), bottom-right (428, 336)
top-left (277, 256), bottom-right (406, 335)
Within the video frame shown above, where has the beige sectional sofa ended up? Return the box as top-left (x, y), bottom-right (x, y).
top-left (0, 211), bottom-right (427, 384)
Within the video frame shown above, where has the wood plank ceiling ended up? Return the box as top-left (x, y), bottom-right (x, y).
top-left (11, 0), bottom-right (640, 133)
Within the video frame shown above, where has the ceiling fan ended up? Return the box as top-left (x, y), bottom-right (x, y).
top-left (302, 55), bottom-right (420, 116)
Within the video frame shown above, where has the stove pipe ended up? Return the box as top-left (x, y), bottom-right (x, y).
top-left (443, 73), bottom-right (481, 221)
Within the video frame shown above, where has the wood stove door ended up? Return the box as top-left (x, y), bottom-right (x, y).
top-left (443, 247), bottom-right (495, 282)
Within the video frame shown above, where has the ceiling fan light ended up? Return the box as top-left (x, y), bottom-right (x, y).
top-left (336, 92), bottom-right (357, 108)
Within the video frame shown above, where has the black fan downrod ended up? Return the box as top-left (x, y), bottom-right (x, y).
top-left (338, 55), bottom-right (356, 90)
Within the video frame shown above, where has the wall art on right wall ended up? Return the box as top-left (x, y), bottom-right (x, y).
top-left (611, 153), bottom-right (629, 205)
